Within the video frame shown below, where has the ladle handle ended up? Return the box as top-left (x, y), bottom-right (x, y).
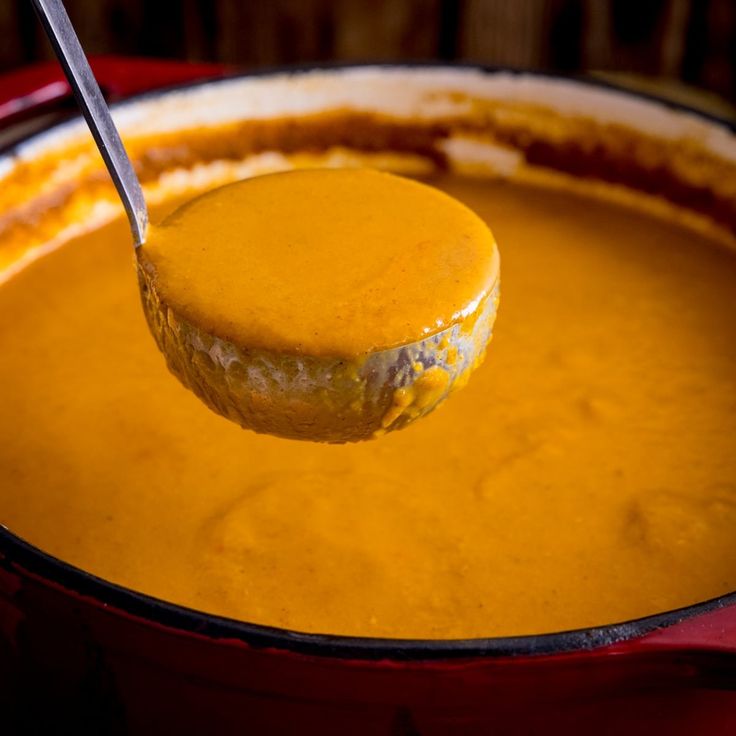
top-left (31, 0), bottom-right (148, 247)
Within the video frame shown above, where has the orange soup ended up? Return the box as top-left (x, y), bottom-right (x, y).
top-left (1, 175), bottom-right (735, 638)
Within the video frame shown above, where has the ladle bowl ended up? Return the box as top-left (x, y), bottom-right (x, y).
top-left (137, 265), bottom-right (499, 442)
top-left (34, 0), bottom-right (499, 443)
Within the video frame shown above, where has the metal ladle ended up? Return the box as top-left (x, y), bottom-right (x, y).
top-left (33, 0), bottom-right (500, 443)
top-left (32, 0), bottom-right (148, 248)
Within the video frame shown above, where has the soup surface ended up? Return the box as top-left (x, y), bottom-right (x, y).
top-left (2, 176), bottom-right (736, 638)
top-left (140, 168), bottom-right (498, 356)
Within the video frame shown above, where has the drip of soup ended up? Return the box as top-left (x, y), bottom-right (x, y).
top-left (1, 176), bottom-right (735, 638)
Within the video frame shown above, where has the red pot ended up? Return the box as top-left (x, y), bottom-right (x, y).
top-left (0, 59), bottom-right (735, 735)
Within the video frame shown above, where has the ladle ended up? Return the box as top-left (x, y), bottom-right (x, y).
top-left (32, 0), bottom-right (147, 247)
top-left (33, 0), bottom-right (500, 443)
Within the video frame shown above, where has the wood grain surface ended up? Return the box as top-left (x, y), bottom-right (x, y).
top-left (3, 0), bottom-right (735, 105)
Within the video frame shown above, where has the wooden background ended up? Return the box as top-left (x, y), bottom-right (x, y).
top-left (2, 0), bottom-right (735, 104)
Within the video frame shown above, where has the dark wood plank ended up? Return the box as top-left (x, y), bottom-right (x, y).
top-left (63, 0), bottom-right (145, 56)
top-left (458, 0), bottom-right (559, 68)
top-left (331, 0), bottom-right (441, 60)
top-left (581, 0), bottom-right (684, 74)
top-left (0, 1), bottom-right (25, 69)
top-left (0, 0), bottom-right (733, 106)
top-left (697, 0), bottom-right (736, 100)
top-left (215, 0), bottom-right (333, 66)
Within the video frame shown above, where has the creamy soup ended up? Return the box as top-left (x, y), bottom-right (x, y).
top-left (136, 168), bottom-right (499, 442)
top-left (140, 168), bottom-right (497, 357)
top-left (1, 176), bottom-right (735, 638)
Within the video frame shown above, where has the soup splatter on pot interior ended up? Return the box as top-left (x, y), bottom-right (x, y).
top-left (1, 175), bottom-right (736, 638)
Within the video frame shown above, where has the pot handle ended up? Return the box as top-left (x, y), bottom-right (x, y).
top-left (0, 55), bottom-right (229, 126)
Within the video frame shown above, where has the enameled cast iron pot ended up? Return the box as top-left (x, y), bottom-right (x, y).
top-left (0, 59), bottom-right (735, 735)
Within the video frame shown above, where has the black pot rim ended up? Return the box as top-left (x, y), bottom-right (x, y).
top-left (1, 61), bottom-right (735, 662)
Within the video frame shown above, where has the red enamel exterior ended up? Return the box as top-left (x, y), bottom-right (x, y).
top-left (0, 59), bottom-right (735, 734)
top-left (0, 55), bottom-right (229, 125)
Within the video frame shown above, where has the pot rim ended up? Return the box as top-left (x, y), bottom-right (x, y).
top-left (2, 60), bottom-right (734, 160)
top-left (4, 524), bottom-right (736, 661)
top-left (1, 61), bottom-right (735, 661)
